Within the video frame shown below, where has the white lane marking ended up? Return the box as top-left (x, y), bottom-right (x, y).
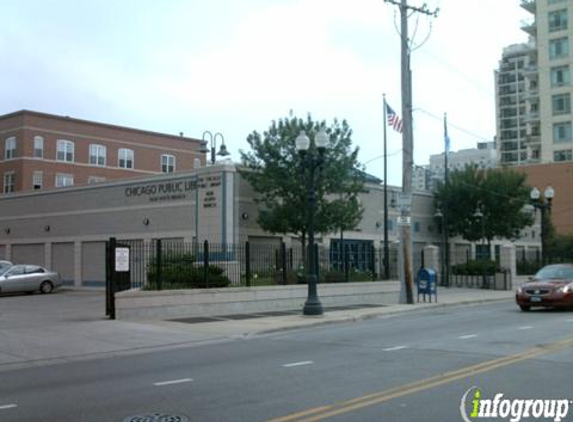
top-left (283, 361), bottom-right (314, 368)
top-left (518, 326), bottom-right (534, 330)
top-left (568, 319), bottom-right (573, 323)
top-left (383, 346), bottom-right (409, 352)
top-left (0, 404), bottom-right (17, 410)
top-left (458, 334), bottom-right (478, 339)
top-left (153, 378), bottom-right (194, 386)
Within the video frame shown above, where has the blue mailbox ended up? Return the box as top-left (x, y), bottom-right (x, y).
top-left (417, 268), bottom-right (437, 302)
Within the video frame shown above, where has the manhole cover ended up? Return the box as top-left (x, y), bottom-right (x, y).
top-left (124, 414), bottom-right (189, 422)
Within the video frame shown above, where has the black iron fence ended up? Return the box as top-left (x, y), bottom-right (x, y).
top-left (112, 239), bottom-right (401, 290)
top-left (430, 249), bottom-right (511, 290)
top-left (515, 249), bottom-right (573, 275)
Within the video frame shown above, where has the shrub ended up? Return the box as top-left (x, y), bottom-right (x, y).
top-left (451, 259), bottom-right (499, 276)
top-left (146, 253), bottom-right (230, 289)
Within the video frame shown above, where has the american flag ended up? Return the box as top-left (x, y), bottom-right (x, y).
top-left (386, 104), bottom-right (402, 133)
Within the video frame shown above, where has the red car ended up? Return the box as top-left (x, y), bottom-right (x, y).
top-left (516, 264), bottom-right (573, 311)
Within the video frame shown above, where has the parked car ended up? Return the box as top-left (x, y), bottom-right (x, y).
top-left (515, 263), bottom-right (573, 311)
top-left (0, 260), bottom-right (13, 272)
top-left (0, 265), bottom-right (61, 294)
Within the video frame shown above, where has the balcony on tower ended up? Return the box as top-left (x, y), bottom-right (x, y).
top-left (521, 18), bottom-right (537, 36)
top-left (520, 0), bottom-right (535, 14)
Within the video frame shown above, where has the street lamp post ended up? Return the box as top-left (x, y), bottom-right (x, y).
top-left (473, 204), bottom-right (488, 288)
top-left (530, 186), bottom-right (555, 266)
top-left (296, 129), bottom-right (328, 316)
top-left (201, 131), bottom-right (230, 164)
top-left (434, 209), bottom-right (448, 287)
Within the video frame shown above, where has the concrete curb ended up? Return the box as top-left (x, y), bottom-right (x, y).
top-left (239, 295), bottom-right (515, 336)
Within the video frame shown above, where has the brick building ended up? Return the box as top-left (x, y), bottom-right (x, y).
top-left (0, 110), bottom-right (206, 193)
top-left (518, 162), bottom-right (573, 235)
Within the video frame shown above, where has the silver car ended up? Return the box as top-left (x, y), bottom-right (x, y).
top-left (0, 265), bottom-right (61, 294)
top-left (0, 260), bottom-right (12, 272)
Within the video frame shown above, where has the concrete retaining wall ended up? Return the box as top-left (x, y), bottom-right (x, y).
top-left (115, 282), bottom-right (401, 320)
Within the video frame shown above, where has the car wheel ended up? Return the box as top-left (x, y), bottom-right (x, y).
top-left (40, 281), bottom-right (54, 294)
top-left (519, 304), bottom-right (531, 312)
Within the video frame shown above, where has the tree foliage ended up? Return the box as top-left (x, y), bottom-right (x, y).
top-left (434, 164), bottom-right (534, 243)
top-left (239, 114), bottom-right (365, 245)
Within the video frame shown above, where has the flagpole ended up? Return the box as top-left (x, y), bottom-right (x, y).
top-left (383, 94), bottom-right (390, 280)
top-left (443, 112), bottom-right (450, 287)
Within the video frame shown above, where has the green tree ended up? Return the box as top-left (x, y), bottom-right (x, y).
top-left (239, 114), bottom-right (365, 251)
top-left (434, 164), bottom-right (534, 245)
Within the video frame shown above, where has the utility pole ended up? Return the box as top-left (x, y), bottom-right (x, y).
top-left (384, 0), bottom-right (438, 304)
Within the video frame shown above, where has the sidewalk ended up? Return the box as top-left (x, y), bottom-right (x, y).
top-left (0, 285), bottom-right (517, 372)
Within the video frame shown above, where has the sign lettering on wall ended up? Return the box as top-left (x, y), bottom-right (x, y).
top-left (124, 180), bottom-right (197, 202)
top-left (198, 175), bottom-right (222, 209)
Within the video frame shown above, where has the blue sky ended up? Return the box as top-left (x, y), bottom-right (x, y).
top-left (1, 0), bottom-right (528, 185)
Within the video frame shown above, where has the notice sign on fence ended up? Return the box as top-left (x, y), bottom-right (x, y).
top-left (115, 247), bottom-right (130, 272)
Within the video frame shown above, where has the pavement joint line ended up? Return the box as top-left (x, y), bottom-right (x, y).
top-left (458, 334), bottom-right (478, 339)
top-left (262, 336), bottom-right (573, 422)
top-left (153, 378), bottom-right (193, 386)
top-left (0, 404), bottom-right (17, 410)
top-left (383, 346), bottom-right (408, 352)
top-left (283, 361), bottom-right (314, 368)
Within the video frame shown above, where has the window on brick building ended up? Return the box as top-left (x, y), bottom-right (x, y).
top-left (89, 144), bottom-right (106, 166)
top-left (56, 139), bottom-right (75, 162)
top-left (33, 171), bottom-right (43, 190)
top-left (118, 148), bottom-right (134, 169)
top-left (3, 172), bottom-right (15, 193)
top-left (88, 176), bottom-right (106, 184)
top-left (5, 136), bottom-right (16, 159)
top-left (55, 173), bottom-right (74, 188)
top-left (33, 136), bottom-right (44, 158)
top-left (161, 154), bottom-right (175, 173)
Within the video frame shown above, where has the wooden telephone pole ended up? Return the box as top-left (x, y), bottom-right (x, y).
top-left (384, 0), bottom-right (438, 303)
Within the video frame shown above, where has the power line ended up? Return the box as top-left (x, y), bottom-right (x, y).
top-left (363, 148), bottom-right (403, 165)
top-left (415, 108), bottom-right (492, 143)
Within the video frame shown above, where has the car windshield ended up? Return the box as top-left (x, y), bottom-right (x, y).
top-left (535, 265), bottom-right (573, 280)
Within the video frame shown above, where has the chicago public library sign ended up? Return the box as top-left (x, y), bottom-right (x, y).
top-left (123, 175), bottom-right (222, 207)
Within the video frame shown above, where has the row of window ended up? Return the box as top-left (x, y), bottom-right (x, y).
top-left (3, 136), bottom-right (177, 173)
top-left (2, 171), bottom-right (109, 194)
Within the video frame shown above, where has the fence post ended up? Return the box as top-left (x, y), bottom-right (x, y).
top-left (314, 243), bottom-right (320, 283)
top-left (156, 239), bottom-right (163, 291)
top-left (370, 244), bottom-right (376, 281)
top-left (344, 244), bottom-right (350, 283)
top-left (281, 242), bottom-right (287, 285)
top-left (106, 237), bottom-right (117, 319)
top-left (203, 240), bottom-right (209, 288)
top-left (245, 241), bottom-right (251, 287)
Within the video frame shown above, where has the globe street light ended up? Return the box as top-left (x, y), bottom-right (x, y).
top-left (201, 131), bottom-right (230, 164)
top-left (530, 186), bottom-right (555, 266)
top-left (473, 204), bottom-right (488, 288)
top-left (296, 128), bottom-right (328, 316)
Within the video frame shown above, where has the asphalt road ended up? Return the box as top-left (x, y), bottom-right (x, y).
top-left (1, 301), bottom-right (572, 422)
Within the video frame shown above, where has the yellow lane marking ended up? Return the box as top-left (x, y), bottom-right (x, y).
top-left (263, 337), bottom-right (573, 422)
